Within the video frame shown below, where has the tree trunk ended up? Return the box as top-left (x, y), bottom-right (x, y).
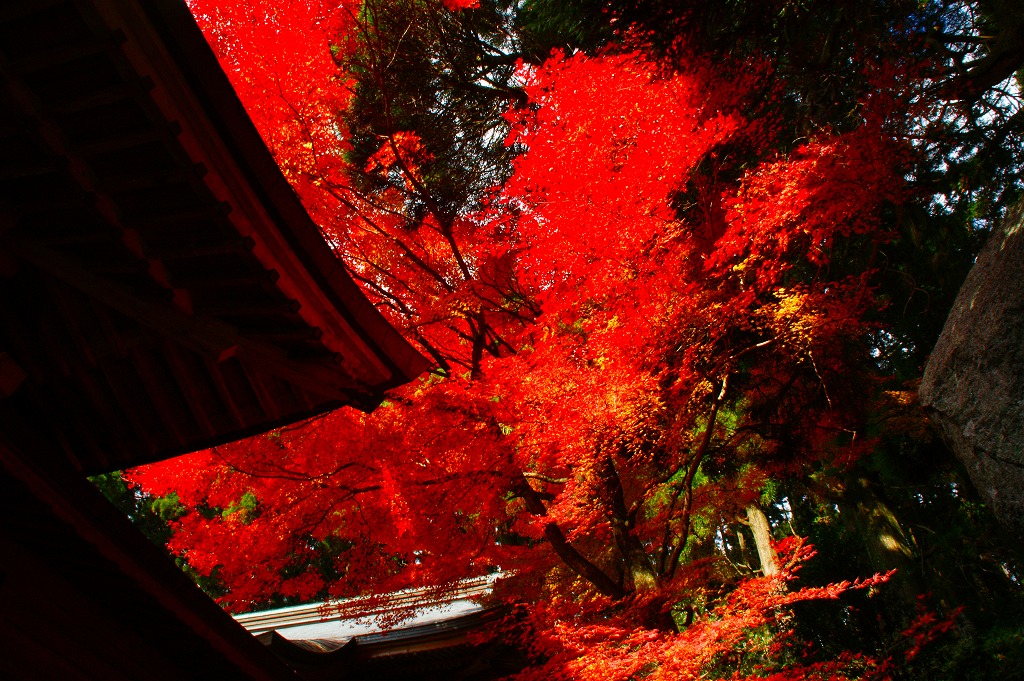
top-left (837, 471), bottom-right (922, 625)
top-left (735, 524), bottom-right (755, 570)
top-left (601, 458), bottom-right (658, 591)
top-left (746, 504), bottom-right (779, 577)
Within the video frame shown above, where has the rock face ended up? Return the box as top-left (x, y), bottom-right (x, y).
top-left (920, 202), bottom-right (1024, 536)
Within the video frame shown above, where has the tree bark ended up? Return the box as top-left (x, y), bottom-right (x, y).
top-left (746, 504), bottom-right (779, 577)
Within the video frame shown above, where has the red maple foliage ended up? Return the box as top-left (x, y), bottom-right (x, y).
top-left (127, 1), bottom-right (916, 677)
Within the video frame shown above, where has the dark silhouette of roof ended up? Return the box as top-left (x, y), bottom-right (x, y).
top-left (0, 1), bottom-right (433, 678)
top-left (0, 0), bottom-right (429, 475)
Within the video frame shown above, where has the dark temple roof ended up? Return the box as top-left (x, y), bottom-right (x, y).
top-left (0, 0), bottom-right (429, 475)
top-left (0, 1), bottom-right (431, 679)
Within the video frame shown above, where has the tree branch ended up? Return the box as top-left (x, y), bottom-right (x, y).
top-left (515, 474), bottom-right (626, 600)
top-left (663, 375), bottom-right (729, 581)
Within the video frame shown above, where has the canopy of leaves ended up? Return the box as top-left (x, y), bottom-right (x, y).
top-left (114, 0), bottom-right (1024, 678)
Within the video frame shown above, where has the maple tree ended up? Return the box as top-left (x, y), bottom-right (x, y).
top-left (526, 0), bottom-right (1024, 371)
top-left (116, 0), bottom-right (1024, 678)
